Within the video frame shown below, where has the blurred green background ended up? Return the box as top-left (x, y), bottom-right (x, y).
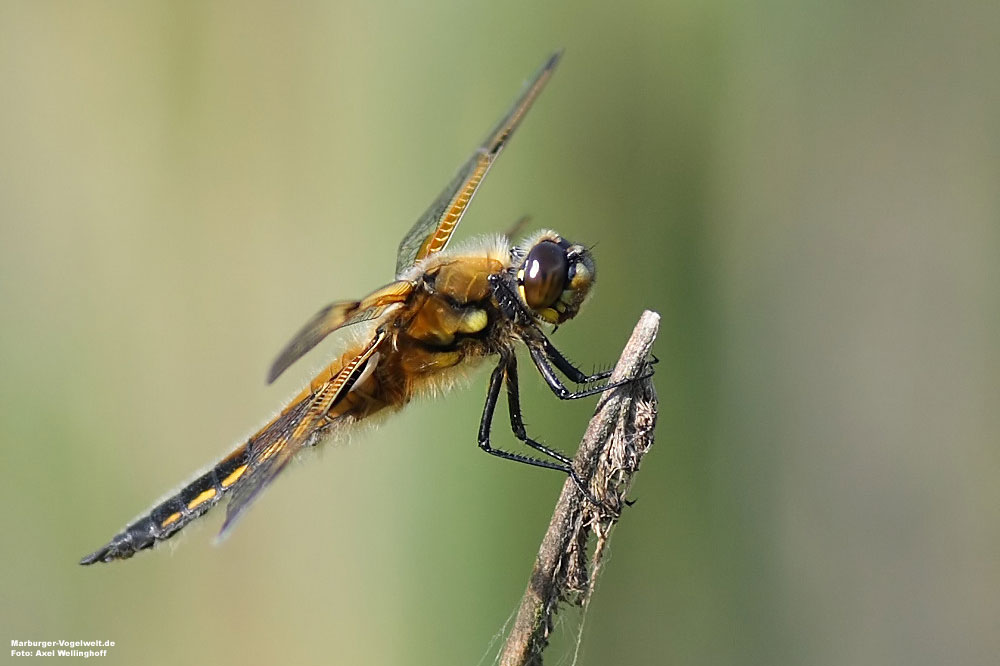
top-left (1, 1), bottom-right (998, 665)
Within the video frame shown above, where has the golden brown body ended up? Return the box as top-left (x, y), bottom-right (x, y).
top-left (80, 52), bottom-right (627, 565)
top-left (79, 243), bottom-right (518, 563)
top-left (288, 250), bottom-right (508, 426)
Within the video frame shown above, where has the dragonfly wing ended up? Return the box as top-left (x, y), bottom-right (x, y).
top-left (395, 51), bottom-right (562, 277)
top-left (267, 280), bottom-right (413, 383)
top-left (222, 329), bottom-right (388, 539)
top-left (217, 400), bottom-right (310, 541)
top-left (502, 214), bottom-right (533, 242)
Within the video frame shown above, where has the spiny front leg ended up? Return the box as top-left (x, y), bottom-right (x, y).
top-left (533, 332), bottom-right (614, 384)
top-left (525, 335), bottom-right (652, 400)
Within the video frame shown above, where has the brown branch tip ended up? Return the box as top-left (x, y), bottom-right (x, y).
top-left (500, 310), bottom-right (660, 666)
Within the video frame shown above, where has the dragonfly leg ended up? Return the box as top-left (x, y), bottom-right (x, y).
top-left (477, 356), bottom-right (570, 474)
top-left (526, 337), bottom-right (652, 400)
top-left (535, 333), bottom-right (614, 383)
top-left (502, 355), bottom-right (604, 504)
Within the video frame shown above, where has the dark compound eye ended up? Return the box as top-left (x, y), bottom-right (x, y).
top-left (521, 241), bottom-right (568, 309)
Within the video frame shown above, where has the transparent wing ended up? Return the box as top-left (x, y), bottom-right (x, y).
top-left (267, 280), bottom-right (413, 384)
top-left (394, 51), bottom-right (562, 277)
top-left (220, 328), bottom-right (388, 539)
top-left (503, 214), bottom-right (533, 242)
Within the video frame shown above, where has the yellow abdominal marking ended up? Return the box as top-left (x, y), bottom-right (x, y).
top-left (221, 464), bottom-right (248, 488)
top-left (187, 488), bottom-right (217, 510)
top-left (161, 512), bottom-right (181, 528)
top-left (258, 441), bottom-right (281, 463)
top-left (457, 309), bottom-right (488, 333)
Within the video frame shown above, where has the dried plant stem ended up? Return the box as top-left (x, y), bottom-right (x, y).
top-left (499, 310), bottom-right (660, 666)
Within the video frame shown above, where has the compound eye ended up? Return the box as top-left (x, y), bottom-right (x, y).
top-left (521, 241), bottom-right (568, 309)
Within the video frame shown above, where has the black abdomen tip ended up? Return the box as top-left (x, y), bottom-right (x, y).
top-left (79, 538), bottom-right (135, 565)
top-left (79, 547), bottom-right (112, 566)
top-left (79, 518), bottom-right (156, 565)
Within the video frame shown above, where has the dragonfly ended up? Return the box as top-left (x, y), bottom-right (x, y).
top-left (80, 51), bottom-right (647, 565)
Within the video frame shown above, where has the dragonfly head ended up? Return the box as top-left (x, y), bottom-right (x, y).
top-left (515, 231), bottom-right (596, 325)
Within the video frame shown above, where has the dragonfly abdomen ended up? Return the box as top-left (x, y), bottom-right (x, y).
top-left (79, 445), bottom-right (251, 564)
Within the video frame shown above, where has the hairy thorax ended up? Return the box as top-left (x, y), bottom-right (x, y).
top-left (333, 251), bottom-right (510, 421)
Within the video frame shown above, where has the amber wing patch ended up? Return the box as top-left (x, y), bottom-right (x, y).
top-left (394, 51), bottom-right (562, 277)
top-left (267, 281), bottom-right (413, 383)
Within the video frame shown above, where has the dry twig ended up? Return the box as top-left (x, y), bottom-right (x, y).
top-left (499, 310), bottom-right (660, 666)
